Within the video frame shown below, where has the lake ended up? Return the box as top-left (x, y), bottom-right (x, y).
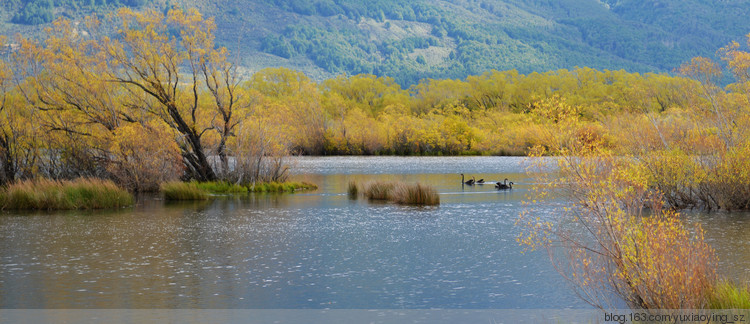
top-left (0, 156), bottom-right (747, 309)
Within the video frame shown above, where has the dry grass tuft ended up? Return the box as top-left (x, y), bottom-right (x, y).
top-left (350, 180), bottom-right (439, 206)
top-left (2, 178), bottom-right (134, 210)
top-left (391, 182), bottom-right (440, 205)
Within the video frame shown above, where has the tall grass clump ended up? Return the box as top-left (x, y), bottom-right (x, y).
top-left (347, 180), bottom-right (358, 199)
top-left (709, 281), bottom-right (750, 309)
top-left (391, 182), bottom-right (440, 205)
top-left (362, 181), bottom-right (395, 201)
top-left (161, 181), bottom-right (209, 200)
top-left (2, 178), bottom-right (134, 210)
top-left (350, 180), bottom-right (440, 206)
top-left (194, 181), bottom-right (248, 194)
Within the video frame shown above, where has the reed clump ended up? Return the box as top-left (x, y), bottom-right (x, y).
top-left (347, 180), bottom-right (358, 199)
top-left (391, 182), bottom-right (440, 205)
top-left (1, 178), bottom-right (134, 210)
top-left (350, 180), bottom-right (439, 206)
top-left (362, 181), bottom-right (395, 201)
top-left (161, 181), bottom-right (209, 200)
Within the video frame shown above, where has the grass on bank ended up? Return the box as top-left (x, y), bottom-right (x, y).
top-left (349, 180), bottom-right (440, 206)
top-left (162, 180), bottom-right (318, 200)
top-left (1, 178), bottom-right (134, 210)
top-left (248, 181), bottom-right (317, 193)
top-left (194, 181), bottom-right (247, 194)
top-left (161, 181), bottom-right (210, 201)
top-left (709, 281), bottom-right (750, 309)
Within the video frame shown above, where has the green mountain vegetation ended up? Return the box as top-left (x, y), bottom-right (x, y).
top-left (1, 0), bottom-right (749, 84)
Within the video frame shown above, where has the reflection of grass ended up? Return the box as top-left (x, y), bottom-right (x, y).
top-left (2, 178), bottom-right (134, 210)
top-left (709, 281), bottom-right (750, 309)
top-left (350, 180), bottom-right (439, 206)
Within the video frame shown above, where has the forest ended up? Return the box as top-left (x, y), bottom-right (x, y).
top-left (4, 1), bottom-right (750, 86)
top-left (0, 7), bottom-right (748, 192)
top-left (8, 0), bottom-right (149, 25)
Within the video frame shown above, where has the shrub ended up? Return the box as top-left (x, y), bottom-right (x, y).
top-left (108, 122), bottom-right (183, 192)
top-left (519, 146), bottom-right (717, 309)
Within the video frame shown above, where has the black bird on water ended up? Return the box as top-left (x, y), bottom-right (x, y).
top-left (461, 173), bottom-right (475, 185)
top-left (496, 178), bottom-right (513, 190)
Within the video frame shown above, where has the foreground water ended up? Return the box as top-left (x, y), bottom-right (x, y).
top-left (0, 157), bottom-right (747, 309)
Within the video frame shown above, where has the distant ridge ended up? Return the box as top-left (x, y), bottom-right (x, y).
top-left (2, 0), bottom-right (749, 85)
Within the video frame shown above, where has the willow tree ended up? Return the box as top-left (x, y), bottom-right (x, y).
top-left (0, 36), bottom-right (34, 184)
top-left (17, 18), bottom-right (131, 179)
top-left (102, 8), bottom-right (243, 181)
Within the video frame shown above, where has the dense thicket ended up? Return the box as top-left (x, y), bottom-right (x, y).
top-left (517, 31), bottom-right (750, 310)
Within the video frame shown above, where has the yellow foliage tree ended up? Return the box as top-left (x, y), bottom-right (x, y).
top-left (102, 8), bottom-right (242, 181)
top-left (0, 37), bottom-right (39, 183)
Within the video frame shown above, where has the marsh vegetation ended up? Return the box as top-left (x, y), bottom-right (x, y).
top-left (0, 178), bottom-right (133, 209)
top-left (348, 180), bottom-right (440, 206)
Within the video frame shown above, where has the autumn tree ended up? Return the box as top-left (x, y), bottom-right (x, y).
top-left (102, 8), bottom-right (240, 181)
top-left (201, 45), bottom-right (245, 178)
top-left (0, 36), bottom-right (39, 184)
top-left (20, 18), bottom-right (129, 178)
top-left (11, 9), bottom-right (248, 186)
top-left (249, 68), bottom-right (326, 155)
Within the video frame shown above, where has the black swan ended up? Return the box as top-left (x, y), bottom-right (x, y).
top-left (461, 173), bottom-right (475, 185)
top-left (496, 178), bottom-right (513, 190)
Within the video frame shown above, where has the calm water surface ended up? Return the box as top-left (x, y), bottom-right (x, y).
top-left (0, 157), bottom-right (747, 309)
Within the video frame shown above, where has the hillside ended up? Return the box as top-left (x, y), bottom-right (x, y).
top-left (2, 0), bottom-right (749, 85)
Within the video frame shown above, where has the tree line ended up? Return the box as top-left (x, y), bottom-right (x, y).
top-left (0, 7), bottom-right (747, 193)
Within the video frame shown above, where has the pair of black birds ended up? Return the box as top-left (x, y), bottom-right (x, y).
top-left (460, 174), bottom-right (513, 189)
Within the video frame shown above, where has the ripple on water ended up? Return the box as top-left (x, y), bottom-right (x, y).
top-left (0, 157), bottom-right (591, 309)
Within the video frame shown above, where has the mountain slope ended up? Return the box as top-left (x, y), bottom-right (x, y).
top-left (2, 0), bottom-right (749, 85)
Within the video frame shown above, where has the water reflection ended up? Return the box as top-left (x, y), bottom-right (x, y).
top-left (683, 212), bottom-right (750, 283)
top-left (1, 157), bottom-right (745, 309)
